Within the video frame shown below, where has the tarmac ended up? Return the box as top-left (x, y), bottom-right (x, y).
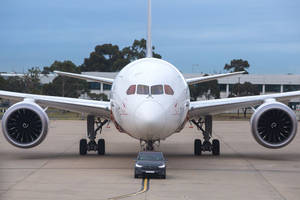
top-left (0, 120), bottom-right (300, 200)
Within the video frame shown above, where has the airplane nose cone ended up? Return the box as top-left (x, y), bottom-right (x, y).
top-left (135, 101), bottom-right (166, 139)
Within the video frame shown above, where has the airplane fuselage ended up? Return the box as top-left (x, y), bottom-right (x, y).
top-left (111, 58), bottom-right (190, 141)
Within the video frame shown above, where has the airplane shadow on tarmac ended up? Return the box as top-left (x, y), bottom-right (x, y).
top-left (2, 151), bottom-right (300, 162)
top-left (165, 152), bottom-right (300, 161)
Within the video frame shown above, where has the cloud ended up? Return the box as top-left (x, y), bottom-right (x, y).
top-left (1, 0), bottom-right (300, 73)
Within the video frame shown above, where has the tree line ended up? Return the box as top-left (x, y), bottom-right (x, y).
top-left (0, 39), bottom-right (161, 100)
top-left (0, 38), bottom-right (257, 107)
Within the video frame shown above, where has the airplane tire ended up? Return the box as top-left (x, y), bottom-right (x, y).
top-left (194, 139), bottom-right (202, 156)
top-left (212, 139), bottom-right (220, 156)
top-left (98, 139), bottom-right (105, 155)
top-left (80, 139), bottom-right (88, 155)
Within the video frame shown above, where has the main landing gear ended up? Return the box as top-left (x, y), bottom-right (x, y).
top-left (191, 115), bottom-right (220, 156)
top-left (80, 115), bottom-right (108, 155)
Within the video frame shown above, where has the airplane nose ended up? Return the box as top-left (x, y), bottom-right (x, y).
top-left (135, 101), bottom-right (166, 138)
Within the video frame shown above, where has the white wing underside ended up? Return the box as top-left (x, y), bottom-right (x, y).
top-left (0, 90), bottom-right (111, 118)
top-left (189, 91), bottom-right (300, 118)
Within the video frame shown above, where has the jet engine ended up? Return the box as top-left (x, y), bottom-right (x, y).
top-left (1, 101), bottom-right (49, 148)
top-left (251, 101), bottom-right (297, 149)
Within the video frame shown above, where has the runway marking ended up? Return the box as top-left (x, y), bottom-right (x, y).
top-left (108, 178), bottom-right (150, 200)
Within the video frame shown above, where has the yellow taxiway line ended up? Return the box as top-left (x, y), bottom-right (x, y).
top-left (108, 178), bottom-right (149, 200)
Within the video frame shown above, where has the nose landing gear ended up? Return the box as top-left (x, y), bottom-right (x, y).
top-left (79, 115), bottom-right (108, 155)
top-left (140, 140), bottom-right (160, 151)
top-left (191, 115), bottom-right (220, 156)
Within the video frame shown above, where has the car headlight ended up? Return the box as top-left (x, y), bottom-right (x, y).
top-left (135, 163), bottom-right (142, 168)
top-left (158, 164), bottom-right (165, 168)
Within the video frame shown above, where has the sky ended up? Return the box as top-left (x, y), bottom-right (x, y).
top-left (0, 0), bottom-right (300, 74)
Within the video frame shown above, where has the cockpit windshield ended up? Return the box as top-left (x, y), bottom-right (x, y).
top-left (164, 84), bottom-right (174, 95)
top-left (137, 85), bottom-right (149, 95)
top-left (126, 84), bottom-right (174, 96)
top-left (126, 85), bottom-right (136, 95)
top-left (151, 85), bottom-right (163, 95)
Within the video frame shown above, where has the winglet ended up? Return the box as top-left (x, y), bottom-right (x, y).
top-left (54, 71), bottom-right (114, 85)
top-left (186, 71), bottom-right (245, 85)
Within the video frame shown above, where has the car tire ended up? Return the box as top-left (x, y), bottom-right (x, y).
top-left (134, 170), bottom-right (139, 178)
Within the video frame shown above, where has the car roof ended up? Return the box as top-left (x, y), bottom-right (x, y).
top-left (138, 151), bottom-right (163, 155)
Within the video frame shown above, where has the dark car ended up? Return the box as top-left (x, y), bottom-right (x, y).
top-left (134, 151), bottom-right (166, 179)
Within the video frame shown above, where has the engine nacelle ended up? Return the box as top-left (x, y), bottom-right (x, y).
top-left (251, 101), bottom-right (297, 149)
top-left (1, 101), bottom-right (49, 148)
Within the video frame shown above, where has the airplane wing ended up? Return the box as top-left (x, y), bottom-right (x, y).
top-left (189, 91), bottom-right (300, 118)
top-left (0, 90), bottom-right (111, 118)
top-left (186, 71), bottom-right (244, 85)
top-left (54, 71), bottom-right (114, 85)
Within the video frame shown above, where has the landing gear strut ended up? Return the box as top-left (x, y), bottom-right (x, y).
top-left (191, 115), bottom-right (220, 156)
top-left (140, 140), bottom-right (160, 151)
top-left (80, 115), bottom-right (108, 155)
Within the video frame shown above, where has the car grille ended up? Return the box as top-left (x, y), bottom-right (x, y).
top-left (142, 166), bottom-right (157, 170)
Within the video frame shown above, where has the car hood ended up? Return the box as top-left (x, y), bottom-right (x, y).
top-left (136, 160), bottom-right (164, 167)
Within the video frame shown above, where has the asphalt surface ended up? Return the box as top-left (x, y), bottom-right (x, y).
top-left (1, 120), bottom-right (300, 200)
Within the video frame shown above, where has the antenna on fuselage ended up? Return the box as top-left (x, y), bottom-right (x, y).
top-left (146, 0), bottom-right (153, 58)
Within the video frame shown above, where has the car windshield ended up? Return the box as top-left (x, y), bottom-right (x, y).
top-left (138, 153), bottom-right (164, 161)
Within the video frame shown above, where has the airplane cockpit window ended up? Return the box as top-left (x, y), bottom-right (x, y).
top-left (126, 85), bottom-right (136, 95)
top-left (151, 85), bottom-right (163, 95)
top-left (134, 84), bottom-right (173, 95)
top-left (137, 85), bottom-right (149, 95)
top-left (164, 85), bottom-right (174, 95)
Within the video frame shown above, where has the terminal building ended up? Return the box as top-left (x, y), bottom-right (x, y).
top-left (184, 73), bottom-right (300, 97)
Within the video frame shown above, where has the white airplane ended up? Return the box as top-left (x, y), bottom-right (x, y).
top-left (1, 0), bottom-right (300, 156)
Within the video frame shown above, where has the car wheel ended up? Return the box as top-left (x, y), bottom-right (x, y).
top-left (134, 170), bottom-right (139, 178)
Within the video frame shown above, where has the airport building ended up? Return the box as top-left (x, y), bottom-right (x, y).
top-left (185, 73), bottom-right (300, 97)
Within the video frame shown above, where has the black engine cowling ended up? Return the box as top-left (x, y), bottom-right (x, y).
top-left (251, 101), bottom-right (297, 149)
top-left (1, 101), bottom-right (49, 148)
